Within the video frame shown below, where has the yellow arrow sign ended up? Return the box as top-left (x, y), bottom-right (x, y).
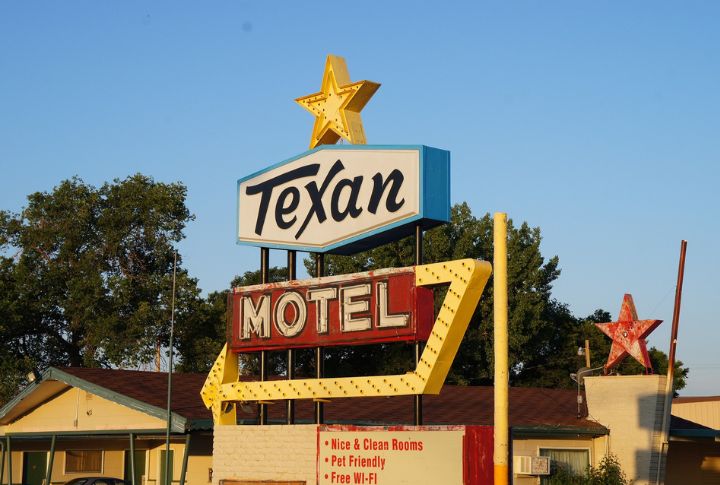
top-left (201, 258), bottom-right (492, 425)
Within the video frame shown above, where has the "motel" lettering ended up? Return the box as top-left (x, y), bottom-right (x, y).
top-left (229, 266), bottom-right (434, 352)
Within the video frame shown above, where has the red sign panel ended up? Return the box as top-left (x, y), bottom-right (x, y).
top-left (229, 267), bottom-right (433, 352)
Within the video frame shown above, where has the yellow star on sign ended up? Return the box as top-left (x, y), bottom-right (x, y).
top-left (296, 55), bottom-right (380, 149)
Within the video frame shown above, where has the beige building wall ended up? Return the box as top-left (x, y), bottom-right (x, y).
top-left (4, 388), bottom-right (167, 434)
top-left (665, 441), bottom-right (720, 485)
top-left (1, 439), bottom-right (126, 485)
top-left (584, 375), bottom-right (666, 485)
top-left (1, 437), bottom-right (212, 485)
top-left (144, 439), bottom-right (213, 485)
top-left (672, 400), bottom-right (720, 430)
top-left (511, 436), bottom-right (606, 484)
top-left (213, 425), bottom-right (317, 485)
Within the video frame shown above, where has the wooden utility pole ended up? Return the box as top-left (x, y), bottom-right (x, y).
top-left (657, 240), bottom-right (687, 484)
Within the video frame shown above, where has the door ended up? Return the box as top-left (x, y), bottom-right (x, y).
top-left (159, 450), bottom-right (174, 485)
top-left (23, 452), bottom-right (47, 485)
top-left (124, 450), bottom-right (146, 485)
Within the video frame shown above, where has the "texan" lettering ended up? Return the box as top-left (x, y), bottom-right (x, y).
top-left (245, 160), bottom-right (405, 239)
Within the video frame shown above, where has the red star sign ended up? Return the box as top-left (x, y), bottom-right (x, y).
top-left (595, 294), bottom-right (662, 372)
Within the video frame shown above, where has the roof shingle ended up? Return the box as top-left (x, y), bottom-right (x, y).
top-left (55, 368), bottom-right (605, 432)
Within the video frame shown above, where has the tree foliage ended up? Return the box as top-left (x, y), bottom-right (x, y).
top-left (0, 185), bottom-right (690, 404)
top-left (298, 202), bottom-right (688, 390)
top-left (0, 175), bottom-right (200, 400)
top-left (301, 203), bottom-right (567, 385)
top-left (544, 453), bottom-right (629, 485)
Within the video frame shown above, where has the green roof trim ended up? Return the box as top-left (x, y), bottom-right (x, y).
top-left (2, 429), bottom-right (185, 438)
top-left (512, 425), bottom-right (608, 437)
top-left (670, 428), bottom-right (720, 439)
top-left (231, 418), bottom-right (608, 437)
top-left (0, 376), bottom-right (45, 422)
top-left (47, 368), bottom-right (187, 433)
top-left (0, 368), bottom-right (188, 433)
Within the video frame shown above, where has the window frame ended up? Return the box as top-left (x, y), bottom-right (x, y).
top-left (63, 449), bottom-right (104, 475)
top-left (536, 446), bottom-right (592, 484)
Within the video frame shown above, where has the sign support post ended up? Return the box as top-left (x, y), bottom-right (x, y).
top-left (315, 253), bottom-right (325, 424)
top-left (259, 247), bottom-right (269, 425)
top-left (493, 213), bottom-right (509, 485)
top-left (414, 223), bottom-right (423, 426)
top-left (287, 250), bottom-right (296, 424)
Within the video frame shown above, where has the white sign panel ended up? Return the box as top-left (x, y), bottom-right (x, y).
top-left (236, 145), bottom-right (450, 254)
top-left (317, 428), bottom-right (464, 485)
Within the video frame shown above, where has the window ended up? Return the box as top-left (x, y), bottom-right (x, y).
top-left (65, 450), bottom-right (103, 474)
top-left (539, 448), bottom-right (590, 484)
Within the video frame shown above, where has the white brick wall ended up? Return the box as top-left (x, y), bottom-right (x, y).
top-left (584, 375), bottom-right (667, 485)
top-left (213, 424), bottom-right (318, 485)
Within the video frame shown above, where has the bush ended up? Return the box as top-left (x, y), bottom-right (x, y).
top-left (543, 454), bottom-right (629, 485)
top-left (545, 463), bottom-right (586, 484)
top-left (587, 454), bottom-right (630, 485)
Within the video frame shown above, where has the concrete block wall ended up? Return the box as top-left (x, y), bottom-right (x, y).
top-left (213, 424), bottom-right (317, 485)
top-left (584, 375), bottom-right (667, 485)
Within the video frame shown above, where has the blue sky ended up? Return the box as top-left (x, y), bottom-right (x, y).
top-left (1, 1), bottom-right (718, 395)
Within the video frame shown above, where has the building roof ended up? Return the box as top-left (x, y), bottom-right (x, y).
top-left (0, 367), bottom-right (211, 432)
top-left (670, 394), bottom-right (720, 438)
top-left (1, 367), bottom-right (608, 436)
top-left (669, 414), bottom-right (720, 439)
top-left (60, 367), bottom-right (212, 422)
top-left (673, 395), bottom-right (720, 404)
top-left (235, 381), bottom-right (608, 436)
top-left (28, 368), bottom-right (720, 438)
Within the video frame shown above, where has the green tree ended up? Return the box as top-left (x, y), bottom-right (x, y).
top-left (302, 202), bottom-right (567, 385)
top-left (201, 201), bottom-right (689, 391)
top-left (174, 289), bottom-right (228, 373)
top-left (175, 267), bottom-right (292, 374)
top-left (0, 175), bottom-right (199, 401)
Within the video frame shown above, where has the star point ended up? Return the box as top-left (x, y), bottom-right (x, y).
top-left (595, 294), bottom-right (662, 372)
top-left (296, 55), bottom-right (380, 149)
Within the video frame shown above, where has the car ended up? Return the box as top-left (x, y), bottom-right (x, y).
top-left (64, 477), bottom-right (126, 485)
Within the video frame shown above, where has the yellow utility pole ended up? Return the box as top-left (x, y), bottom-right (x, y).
top-left (494, 212), bottom-right (509, 485)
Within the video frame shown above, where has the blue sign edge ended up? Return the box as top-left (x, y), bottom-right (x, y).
top-left (236, 144), bottom-right (451, 255)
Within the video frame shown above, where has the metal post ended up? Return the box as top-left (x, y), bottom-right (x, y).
top-left (287, 348), bottom-right (295, 424)
top-left (315, 253), bottom-right (325, 424)
top-left (657, 240), bottom-right (688, 485)
top-left (45, 435), bottom-right (56, 485)
top-left (259, 247), bottom-right (270, 425)
top-left (1, 439), bottom-right (5, 485)
top-left (493, 213), bottom-right (509, 485)
top-left (129, 433), bottom-right (136, 485)
top-left (6, 436), bottom-right (11, 485)
top-left (414, 223), bottom-right (423, 426)
top-left (287, 250), bottom-right (296, 425)
top-left (165, 251), bottom-right (178, 485)
top-left (179, 434), bottom-right (190, 485)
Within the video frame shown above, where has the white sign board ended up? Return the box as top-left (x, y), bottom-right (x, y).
top-left (236, 145), bottom-right (449, 254)
top-left (317, 428), bottom-right (464, 485)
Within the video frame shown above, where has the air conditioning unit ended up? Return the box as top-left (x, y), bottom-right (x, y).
top-left (513, 455), bottom-right (551, 475)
